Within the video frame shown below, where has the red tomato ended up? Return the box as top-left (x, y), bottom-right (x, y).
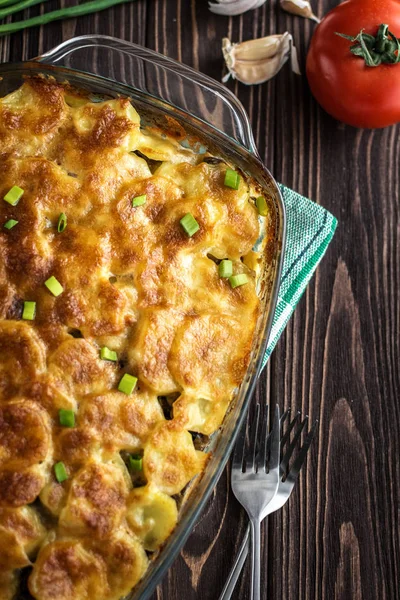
top-left (306, 0), bottom-right (400, 128)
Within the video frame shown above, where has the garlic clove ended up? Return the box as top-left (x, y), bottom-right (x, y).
top-left (209, 0), bottom-right (263, 16)
top-left (280, 0), bottom-right (320, 22)
top-left (222, 33), bottom-right (301, 85)
top-left (227, 36), bottom-right (283, 61)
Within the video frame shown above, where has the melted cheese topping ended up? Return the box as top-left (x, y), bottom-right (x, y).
top-left (59, 458), bottom-right (131, 539)
top-left (0, 506), bottom-right (46, 575)
top-left (0, 76), bottom-right (274, 600)
top-left (29, 540), bottom-right (109, 600)
top-left (126, 483), bottom-right (178, 551)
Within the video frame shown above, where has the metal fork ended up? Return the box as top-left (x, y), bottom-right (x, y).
top-left (230, 404), bottom-right (280, 600)
top-left (219, 410), bottom-right (318, 600)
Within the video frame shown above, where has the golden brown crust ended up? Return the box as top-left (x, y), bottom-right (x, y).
top-left (0, 322), bottom-right (46, 400)
top-left (0, 506), bottom-right (46, 569)
top-left (47, 338), bottom-right (118, 400)
top-left (29, 540), bottom-right (108, 600)
top-left (128, 308), bottom-right (184, 394)
top-left (168, 313), bottom-right (254, 398)
top-left (0, 468), bottom-right (45, 508)
top-left (55, 428), bottom-right (98, 466)
top-left (0, 76), bottom-right (270, 600)
top-left (92, 529), bottom-right (148, 600)
top-left (77, 390), bottom-right (164, 454)
top-left (0, 400), bottom-right (52, 469)
top-left (39, 481), bottom-right (68, 517)
top-left (143, 421), bottom-right (208, 495)
top-left (29, 531), bottom-right (148, 600)
top-left (0, 77), bottom-right (69, 161)
top-left (59, 460), bottom-right (130, 539)
top-left (0, 526), bottom-right (31, 570)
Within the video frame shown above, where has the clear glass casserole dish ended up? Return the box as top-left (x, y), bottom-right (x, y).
top-left (0, 36), bottom-right (286, 600)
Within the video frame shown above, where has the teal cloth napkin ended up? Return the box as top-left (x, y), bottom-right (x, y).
top-left (262, 184), bottom-right (338, 370)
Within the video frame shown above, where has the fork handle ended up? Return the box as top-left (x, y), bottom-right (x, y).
top-left (249, 516), bottom-right (261, 600)
top-left (218, 524), bottom-right (251, 600)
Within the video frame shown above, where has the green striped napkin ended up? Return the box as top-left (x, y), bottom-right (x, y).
top-left (262, 184), bottom-right (337, 370)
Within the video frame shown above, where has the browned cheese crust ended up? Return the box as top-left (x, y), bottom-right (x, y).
top-left (0, 76), bottom-right (275, 600)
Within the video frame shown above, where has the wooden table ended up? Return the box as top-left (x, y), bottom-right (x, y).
top-left (2, 1), bottom-right (399, 598)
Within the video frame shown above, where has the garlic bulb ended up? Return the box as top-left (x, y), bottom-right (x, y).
top-left (209, 0), bottom-right (266, 17)
top-left (222, 34), bottom-right (301, 85)
top-left (280, 0), bottom-right (320, 22)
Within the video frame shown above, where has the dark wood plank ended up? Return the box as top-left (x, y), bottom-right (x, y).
top-left (0, 0), bottom-right (399, 599)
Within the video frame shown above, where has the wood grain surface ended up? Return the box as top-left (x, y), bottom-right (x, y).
top-left (1, 1), bottom-right (399, 599)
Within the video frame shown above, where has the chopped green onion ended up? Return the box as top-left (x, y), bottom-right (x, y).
top-left (100, 346), bottom-right (118, 362)
top-left (229, 274), bottom-right (249, 289)
top-left (224, 169), bottom-right (240, 190)
top-left (54, 461), bottom-right (68, 483)
top-left (132, 194), bottom-right (147, 207)
top-left (118, 373), bottom-right (138, 395)
top-left (129, 454), bottom-right (143, 471)
top-left (256, 196), bottom-right (268, 216)
top-left (59, 409), bottom-right (75, 428)
top-left (57, 212), bottom-right (67, 233)
top-left (3, 219), bottom-right (18, 230)
top-left (219, 259), bottom-right (233, 278)
top-left (4, 185), bottom-right (24, 206)
top-left (45, 276), bottom-right (64, 297)
top-left (180, 213), bottom-right (200, 237)
top-left (22, 301), bottom-right (36, 320)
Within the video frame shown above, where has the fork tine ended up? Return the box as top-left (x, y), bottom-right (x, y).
top-left (280, 415), bottom-right (308, 475)
top-left (263, 406), bottom-right (287, 463)
top-left (255, 404), bottom-right (269, 467)
top-left (281, 411), bottom-right (301, 448)
top-left (286, 420), bottom-right (318, 484)
top-left (232, 412), bottom-right (249, 472)
top-left (280, 408), bottom-right (291, 426)
top-left (267, 404), bottom-right (280, 471)
top-left (245, 404), bottom-right (260, 471)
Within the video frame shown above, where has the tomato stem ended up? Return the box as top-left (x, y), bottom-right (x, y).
top-left (336, 24), bottom-right (400, 66)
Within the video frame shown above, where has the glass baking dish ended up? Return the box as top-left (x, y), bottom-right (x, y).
top-left (0, 36), bottom-right (286, 600)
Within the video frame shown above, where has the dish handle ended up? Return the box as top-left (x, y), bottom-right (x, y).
top-left (36, 34), bottom-right (258, 156)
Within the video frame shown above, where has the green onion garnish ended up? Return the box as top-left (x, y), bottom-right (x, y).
top-left (132, 194), bottom-right (147, 207)
top-left (54, 461), bottom-right (68, 483)
top-left (256, 196), bottom-right (268, 216)
top-left (224, 169), bottom-right (240, 190)
top-left (129, 454), bottom-right (143, 471)
top-left (22, 301), bottom-right (36, 320)
top-left (218, 259), bottom-right (233, 278)
top-left (45, 276), bottom-right (64, 297)
top-left (180, 213), bottom-right (200, 237)
top-left (57, 212), bottom-right (67, 233)
top-left (118, 373), bottom-right (138, 395)
top-left (100, 346), bottom-right (118, 362)
top-left (4, 186), bottom-right (24, 206)
top-left (4, 219), bottom-right (18, 230)
top-left (229, 274), bottom-right (249, 289)
top-left (59, 409), bottom-right (75, 428)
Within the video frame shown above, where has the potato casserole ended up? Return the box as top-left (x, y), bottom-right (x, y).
top-left (0, 76), bottom-right (275, 600)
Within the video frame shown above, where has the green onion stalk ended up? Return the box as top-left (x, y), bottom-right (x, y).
top-left (0, 0), bottom-right (135, 36)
